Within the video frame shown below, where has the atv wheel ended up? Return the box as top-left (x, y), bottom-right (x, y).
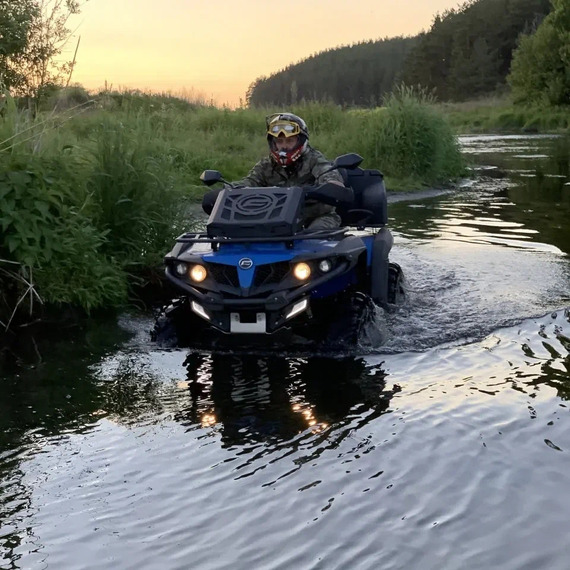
top-left (387, 263), bottom-right (405, 305)
top-left (151, 301), bottom-right (186, 347)
top-left (324, 291), bottom-right (376, 347)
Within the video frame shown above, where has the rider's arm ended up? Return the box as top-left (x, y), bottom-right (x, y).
top-left (231, 158), bottom-right (270, 187)
top-left (311, 152), bottom-right (345, 186)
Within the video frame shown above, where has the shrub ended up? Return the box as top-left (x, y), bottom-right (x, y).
top-left (85, 119), bottom-right (190, 273)
top-left (0, 152), bottom-right (127, 325)
top-left (325, 86), bottom-right (464, 188)
top-left (42, 84), bottom-right (93, 112)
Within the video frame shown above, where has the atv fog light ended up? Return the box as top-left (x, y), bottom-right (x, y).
top-left (189, 264), bottom-right (207, 283)
top-left (285, 299), bottom-right (308, 320)
top-left (175, 262), bottom-right (188, 276)
top-left (318, 259), bottom-right (333, 273)
top-left (191, 301), bottom-right (210, 321)
top-left (293, 262), bottom-right (311, 281)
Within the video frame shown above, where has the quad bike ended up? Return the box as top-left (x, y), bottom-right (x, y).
top-left (153, 153), bottom-right (404, 350)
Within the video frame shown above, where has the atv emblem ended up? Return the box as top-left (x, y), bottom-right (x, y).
top-left (235, 194), bottom-right (275, 215)
top-left (239, 258), bottom-right (254, 270)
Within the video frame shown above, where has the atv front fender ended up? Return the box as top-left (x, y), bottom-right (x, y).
top-left (370, 227), bottom-right (394, 305)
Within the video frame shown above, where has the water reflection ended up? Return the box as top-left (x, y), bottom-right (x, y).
top-left (510, 309), bottom-right (570, 402)
top-left (174, 354), bottom-right (394, 447)
top-left (391, 135), bottom-right (570, 255)
top-left (506, 181), bottom-right (570, 255)
top-left (0, 318), bottom-right (131, 569)
top-left (2, 134), bottom-right (570, 569)
top-left (91, 348), bottom-right (396, 446)
top-left (462, 134), bottom-right (570, 254)
top-left (1, 345), bottom-right (398, 566)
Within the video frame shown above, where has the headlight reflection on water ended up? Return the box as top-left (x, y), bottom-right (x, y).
top-left (292, 402), bottom-right (329, 433)
top-left (201, 413), bottom-right (217, 428)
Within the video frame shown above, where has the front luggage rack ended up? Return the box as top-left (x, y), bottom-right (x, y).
top-left (175, 228), bottom-right (348, 246)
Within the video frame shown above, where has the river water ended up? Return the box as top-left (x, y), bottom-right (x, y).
top-left (2, 135), bottom-right (570, 570)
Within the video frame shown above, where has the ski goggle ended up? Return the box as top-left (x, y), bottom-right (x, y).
top-left (267, 120), bottom-right (301, 138)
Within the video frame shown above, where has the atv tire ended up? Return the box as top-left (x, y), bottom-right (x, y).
top-left (387, 263), bottom-right (405, 305)
top-left (151, 301), bottom-right (187, 347)
top-left (324, 291), bottom-right (376, 347)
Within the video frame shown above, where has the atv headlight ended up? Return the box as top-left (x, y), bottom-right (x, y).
top-left (189, 264), bottom-right (207, 283)
top-left (175, 262), bottom-right (189, 276)
top-left (293, 262), bottom-right (311, 281)
top-left (318, 259), bottom-right (333, 273)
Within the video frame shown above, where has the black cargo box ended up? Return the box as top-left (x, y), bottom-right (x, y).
top-left (206, 187), bottom-right (304, 238)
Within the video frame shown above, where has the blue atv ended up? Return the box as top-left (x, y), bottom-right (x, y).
top-left (153, 153), bottom-right (404, 350)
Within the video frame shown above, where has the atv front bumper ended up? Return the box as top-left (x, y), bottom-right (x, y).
top-left (165, 262), bottom-right (351, 334)
top-left (190, 296), bottom-right (310, 334)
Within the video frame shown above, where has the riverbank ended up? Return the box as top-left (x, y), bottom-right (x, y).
top-left (0, 89), bottom-right (464, 327)
top-left (437, 96), bottom-right (570, 134)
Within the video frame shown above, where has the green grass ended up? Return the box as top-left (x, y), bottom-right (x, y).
top-left (0, 87), bottom-right (465, 325)
top-left (438, 95), bottom-right (570, 134)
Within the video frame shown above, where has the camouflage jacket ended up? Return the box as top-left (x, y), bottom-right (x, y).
top-left (234, 146), bottom-right (345, 223)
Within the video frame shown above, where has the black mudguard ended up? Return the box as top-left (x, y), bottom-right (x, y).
top-left (370, 228), bottom-right (394, 305)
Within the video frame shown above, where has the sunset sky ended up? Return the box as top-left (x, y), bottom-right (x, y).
top-left (67, 0), bottom-right (461, 106)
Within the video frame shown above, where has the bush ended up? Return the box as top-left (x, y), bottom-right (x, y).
top-left (320, 86), bottom-right (464, 188)
top-left (508, 1), bottom-right (570, 106)
top-left (0, 152), bottom-right (127, 324)
top-left (42, 84), bottom-right (93, 111)
top-left (85, 119), bottom-right (190, 274)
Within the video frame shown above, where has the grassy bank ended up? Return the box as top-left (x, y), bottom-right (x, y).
top-left (0, 88), bottom-right (464, 328)
top-left (438, 96), bottom-right (570, 134)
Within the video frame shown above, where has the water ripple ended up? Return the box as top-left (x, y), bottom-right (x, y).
top-left (3, 136), bottom-right (570, 570)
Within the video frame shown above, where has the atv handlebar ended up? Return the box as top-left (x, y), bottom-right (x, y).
top-left (304, 182), bottom-right (354, 207)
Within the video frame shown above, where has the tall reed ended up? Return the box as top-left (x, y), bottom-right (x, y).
top-left (349, 86), bottom-right (464, 188)
top-left (0, 93), bottom-right (126, 327)
top-left (85, 116), bottom-right (191, 276)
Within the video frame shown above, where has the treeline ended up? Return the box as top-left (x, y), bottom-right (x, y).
top-left (247, 0), bottom-right (552, 106)
top-left (402, 0), bottom-right (551, 100)
top-left (508, 0), bottom-right (570, 105)
top-left (247, 37), bottom-right (418, 107)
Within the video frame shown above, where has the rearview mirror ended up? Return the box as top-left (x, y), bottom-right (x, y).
top-left (200, 170), bottom-right (224, 186)
top-left (306, 183), bottom-right (354, 207)
top-left (333, 153), bottom-right (363, 170)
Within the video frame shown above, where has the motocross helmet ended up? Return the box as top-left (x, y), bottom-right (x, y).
top-left (266, 112), bottom-right (309, 167)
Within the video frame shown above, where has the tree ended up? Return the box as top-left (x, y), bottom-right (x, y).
top-left (401, 11), bottom-right (460, 100)
top-left (0, 0), bottom-right (37, 90)
top-left (508, 0), bottom-right (570, 105)
top-left (402, 0), bottom-right (550, 101)
top-left (450, 37), bottom-right (500, 99)
top-left (1, 0), bottom-right (83, 99)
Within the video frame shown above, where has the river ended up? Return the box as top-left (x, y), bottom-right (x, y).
top-left (1, 134), bottom-right (570, 569)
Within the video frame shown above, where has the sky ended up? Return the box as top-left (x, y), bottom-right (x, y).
top-left (66, 0), bottom-right (461, 107)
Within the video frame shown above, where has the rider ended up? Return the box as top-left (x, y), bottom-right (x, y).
top-left (234, 112), bottom-right (346, 230)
